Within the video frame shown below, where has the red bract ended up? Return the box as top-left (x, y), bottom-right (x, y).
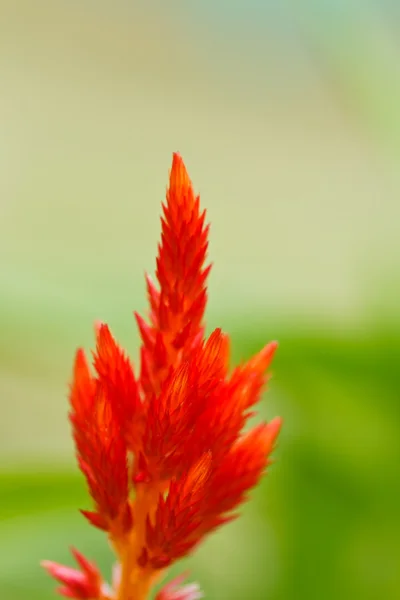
top-left (42, 153), bottom-right (282, 600)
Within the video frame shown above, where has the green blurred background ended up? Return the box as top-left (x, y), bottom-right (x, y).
top-left (1, 1), bottom-right (399, 598)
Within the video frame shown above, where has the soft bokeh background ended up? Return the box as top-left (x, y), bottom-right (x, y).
top-left (1, 1), bottom-right (399, 599)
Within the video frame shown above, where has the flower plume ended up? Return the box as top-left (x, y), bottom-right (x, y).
top-left (42, 153), bottom-right (282, 600)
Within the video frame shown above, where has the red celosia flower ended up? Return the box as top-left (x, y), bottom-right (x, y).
top-left (42, 153), bottom-right (282, 600)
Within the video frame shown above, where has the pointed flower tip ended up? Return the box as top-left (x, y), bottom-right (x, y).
top-left (268, 416), bottom-right (283, 444)
top-left (41, 559), bottom-right (53, 571)
top-left (69, 547), bottom-right (92, 571)
top-left (74, 347), bottom-right (87, 364)
top-left (169, 152), bottom-right (192, 190)
top-left (262, 340), bottom-right (278, 360)
top-left (80, 509), bottom-right (108, 531)
top-left (93, 320), bottom-right (105, 335)
top-left (172, 151), bottom-right (183, 166)
top-left (250, 340), bottom-right (278, 374)
top-left (41, 558), bottom-right (78, 584)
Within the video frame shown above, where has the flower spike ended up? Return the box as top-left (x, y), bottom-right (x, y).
top-left (42, 153), bottom-right (282, 600)
top-left (136, 153), bottom-right (211, 397)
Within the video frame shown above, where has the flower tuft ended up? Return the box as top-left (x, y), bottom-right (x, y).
top-left (156, 573), bottom-right (203, 600)
top-left (41, 548), bottom-right (103, 599)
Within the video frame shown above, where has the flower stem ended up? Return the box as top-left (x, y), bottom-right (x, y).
top-left (117, 561), bottom-right (153, 600)
top-left (116, 483), bottom-right (162, 600)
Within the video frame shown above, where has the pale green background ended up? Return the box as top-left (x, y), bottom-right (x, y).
top-left (0, 1), bottom-right (399, 599)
